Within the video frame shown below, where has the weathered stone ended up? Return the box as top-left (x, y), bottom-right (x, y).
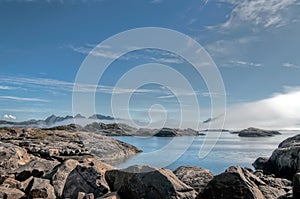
top-left (2, 177), bottom-right (19, 188)
top-left (52, 159), bottom-right (80, 198)
top-left (173, 166), bottom-right (213, 193)
top-left (106, 165), bottom-right (197, 199)
top-left (17, 176), bottom-right (33, 193)
top-left (198, 166), bottom-right (287, 199)
top-left (62, 165), bottom-right (109, 199)
top-left (0, 141), bottom-right (30, 173)
top-left (13, 158), bottom-right (60, 181)
top-left (29, 178), bottom-right (56, 199)
top-left (0, 186), bottom-right (25, 199)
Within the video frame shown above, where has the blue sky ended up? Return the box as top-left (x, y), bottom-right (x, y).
top-left (0, 0), bottom-right (300, 129)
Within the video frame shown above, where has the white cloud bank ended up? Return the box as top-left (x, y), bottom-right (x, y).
top-left (3, 114), bottom-right (17, 120)
top-left (218, 87), bottom-right (300, 130)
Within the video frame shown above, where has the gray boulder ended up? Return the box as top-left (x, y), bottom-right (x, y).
top-left (265, 134), bottom-right (300, 180)
top-left (0, 142), bottom-right (31, 174)
top-left (198, 166), bottom-right (287, 199)
top-left (62, 164), bottom-right (109, 198)
top-left (173, 166), bottom-right (213, 193)
top-left (105, 165), bottom-right (197, 199)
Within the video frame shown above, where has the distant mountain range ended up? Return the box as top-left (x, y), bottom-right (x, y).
top-left (0, 113), bottom-right (115, 127)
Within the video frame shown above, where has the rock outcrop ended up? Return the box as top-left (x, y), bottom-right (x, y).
top-left (105, 165), bottom-right (197, 199)
top-left (232, 127), bottom-right (281, 137)
top-left (0, 127), bottom-right (142, 198)
top-left (255, 134), bottom-right (300, 180)
top-left (197, 166), bottom-right (289, 199)
top-left (173, 166), bottom-right (213, 194)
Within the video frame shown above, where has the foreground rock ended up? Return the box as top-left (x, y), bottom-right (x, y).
top-left (174, 166), bottom-right (213, 194)
top-left (198, 166), bottom-right (289, 199)
top-left (0, 127), bottom-right (142, 198)
top-left (0, 187), bottom-right (25, 199)
top-left (105, 165), bottom-right (197, 199)
top-left (254, 134), bottom-right (300, 180)
top-left (0, 141), bottom-right (31, 174)
top-left (232, 127), bottom-right (281, 137)
top-left (0, 127), bottom-right (141, 164)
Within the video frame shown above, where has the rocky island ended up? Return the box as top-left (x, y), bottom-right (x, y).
top-left (231, 127), bottom-right (282, 137)
top-left (0, 125), bottom-right (299, 198)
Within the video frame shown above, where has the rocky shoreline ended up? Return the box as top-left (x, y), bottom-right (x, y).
top-left (0, 126), bottom-right (299, 198)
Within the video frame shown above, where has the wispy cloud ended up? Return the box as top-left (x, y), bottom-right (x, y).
top-left (0, 75), bottom-right (171, 96)
top-left (226, 60), bottom-right (263, 68)
top-left (0, 95), bottom-right (49, 102)
top-left (282, 62), bottom-right (300, 69)
top-left (67, 44), bottom-right (184, 65)
top-left (216, 0), bottom-right (299, 31)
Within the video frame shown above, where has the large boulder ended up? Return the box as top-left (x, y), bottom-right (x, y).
top-left (61, 164), bottom-right (109, 198)
top-left (51, 159), bottom-right (80, 198)
top-left (0, 142), bottom-right (31, 174)
top-left (105, 165), bottom-right (197, 199)
top-left (197, 166), bottom-right (287, 199)
top-left (173, 166), bottom-right (213, 193)
top-left (264, 134), bottom-right (300, 180)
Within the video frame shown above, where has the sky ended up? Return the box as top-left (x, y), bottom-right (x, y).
top-left (0, 0), bottom-right (300, 129)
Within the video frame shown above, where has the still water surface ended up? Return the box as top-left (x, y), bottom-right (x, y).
top-left (112, 131), bottom-right (299, 174)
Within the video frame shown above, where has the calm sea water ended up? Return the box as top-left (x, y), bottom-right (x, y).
top-left (112, 131), bottom-right (299, 174)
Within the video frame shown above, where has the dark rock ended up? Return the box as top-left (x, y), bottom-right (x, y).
top-left (154, 128), bottom-right (177, 137)
top-left (28, 178), bottom-right (56, 199)
top-left (252, 157), bottom-right (268, 170)
top-left (0, 186), bottom-right (25, 199)
top-left (105, 165), bottom-right (197, 199)
top-left (62, 164), bottom-right (109, 198)
top-left (197, 166), bottom-right (287, 199)
top-left (233, 127), bottom-right (281, 137)
top-left (293, 173), bottom-right (300, 199)
top-left (88, 114), bottom-right (114, 120)
top-left (264, 134), bottom-right (300, 180)
top-left (173, 166), bottom-right (213, 193)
